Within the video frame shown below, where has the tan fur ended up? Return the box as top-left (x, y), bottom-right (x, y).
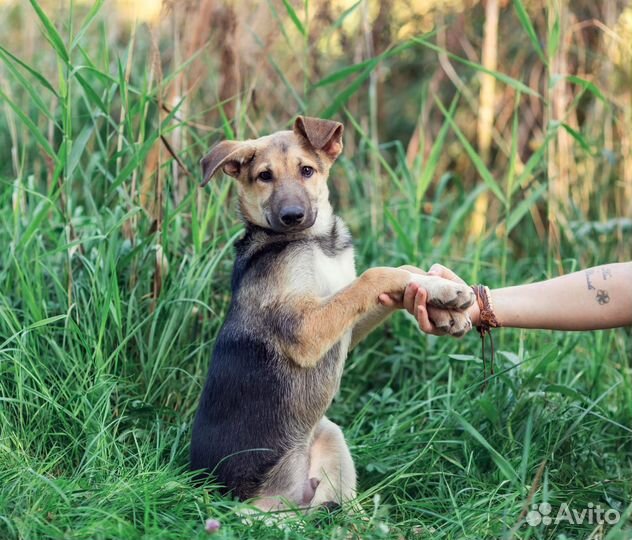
top-left (279, 268), bottom-right (473, 368)
top-left (307, 417), bottom-right (356, 505)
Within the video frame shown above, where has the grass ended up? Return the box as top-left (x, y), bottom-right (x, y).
top-left (1, 0), bottom-right (631, 538)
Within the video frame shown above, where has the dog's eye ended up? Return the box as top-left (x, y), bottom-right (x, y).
top-left (301, 166), bottom-right (314, 178)
top-left (258, 171), bottom-right (273, 182)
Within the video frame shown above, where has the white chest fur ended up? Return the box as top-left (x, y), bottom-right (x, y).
top-left (311, 244), bottom-right (355, 388)
top-left (312, 246), bottom-right (356, 298)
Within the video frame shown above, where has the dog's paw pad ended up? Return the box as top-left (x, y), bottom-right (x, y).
top-left (428, 308), bottom-right (472, 338)
top-left (452, 286), bottom-right (476, 309)
top-left (443, 287), bottom-right (475, 310)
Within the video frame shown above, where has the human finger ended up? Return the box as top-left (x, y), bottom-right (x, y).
top-left (427, 263), bottom-right (466, 284)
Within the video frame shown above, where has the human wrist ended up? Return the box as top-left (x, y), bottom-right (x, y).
top-left (468, 301), bottom-right (481, 327)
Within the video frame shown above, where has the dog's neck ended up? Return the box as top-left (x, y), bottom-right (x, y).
top-left (306, 200), bottom-right (335, 237)
top-left (237, 200), bottom-right (353, 264)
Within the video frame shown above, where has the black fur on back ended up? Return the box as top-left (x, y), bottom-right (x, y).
top-left (190, 220), bottom-right (352, 500)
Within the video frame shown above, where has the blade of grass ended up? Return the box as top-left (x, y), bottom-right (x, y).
top-left (506, 182), bottom-right (546, 233)
top-left (455, 414), bottom-right (519, 484)
top-left (547, 6), bottom-right (561, 60)
top-left (385, 208), bottom-right (415, 256)
top-left (512, 0), bottom-right (547, 64)
top-left (343, 111), bottom-right (406, 196)
top-left (0, 88), bottom-right (58, 163)
top-left (70, 0), bottom-right (105, 51)
top-left (327, 0), bottom-right (361, 32)
top-left (412, 36), bottom-right (540, 97)
top-left (0, 49), bottom-right (57, 122)
top-left (314, 39), bottom-right (421, 88)
top-left (313, 57), bottom-right (378, 88)
top-left (566, 75), bottom-right (606, 103)
top-left (74, 72), bottom-right (108, 114)
top-left (435, 96), bottom-right (506, 204)
top-left (281, 0), bottom-right (306, 36)
top-left (320, 60), bottom-right (378, 118)
top-left (561, 122), bottom-right (594, 155)
top-left (417, 94), bottom-right (459, 208)
top-left (0, 45), bottom-right (58, 96)
top-left (28, 0), bottom-right (69, 64)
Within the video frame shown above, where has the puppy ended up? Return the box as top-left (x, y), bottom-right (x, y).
top-left (191, 116), bottom-right (474, 511)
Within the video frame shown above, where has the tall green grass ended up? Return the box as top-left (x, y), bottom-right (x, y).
top-left (0, 1), bottom-right (631, 538)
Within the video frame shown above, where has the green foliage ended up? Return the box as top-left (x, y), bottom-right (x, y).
top-left (0, 1), bottom-right (630, 539)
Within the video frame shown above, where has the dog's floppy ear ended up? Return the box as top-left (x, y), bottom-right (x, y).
top-left (200, 141), bottom-right (256, 186)
top-left (293, 116), bottom-right (344, 162)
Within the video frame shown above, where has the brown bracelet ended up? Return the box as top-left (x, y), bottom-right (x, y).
top-left (471, 284), bottom-right (501, 390)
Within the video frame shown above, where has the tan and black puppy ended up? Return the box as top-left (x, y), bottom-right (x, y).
top-left (191, 117), bottom-right (474, 512)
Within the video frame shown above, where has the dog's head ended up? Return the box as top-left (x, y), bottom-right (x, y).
top-left (200, 116), bottom-right (343, 232)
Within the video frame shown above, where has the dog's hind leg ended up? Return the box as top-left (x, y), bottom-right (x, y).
top-left (253, 448), bottom-right (310, 511)
top-left (307, 416), bottom-right (357, 508)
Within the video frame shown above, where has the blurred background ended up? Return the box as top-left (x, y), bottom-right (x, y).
top-left (1, 0), bottom-right (631, 274)
top-left (1, 1), bottom-right (631, 538)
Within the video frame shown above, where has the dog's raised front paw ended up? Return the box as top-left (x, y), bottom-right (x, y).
top-left (427, 307), bottom-right (473, 337)
top-left (408, 275), bottom-right (476, 310)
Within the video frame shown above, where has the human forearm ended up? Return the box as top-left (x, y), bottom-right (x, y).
top-left (478, 263), bottom-right (632, 330)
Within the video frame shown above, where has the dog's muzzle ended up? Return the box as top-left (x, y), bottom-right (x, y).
top-left (279, 206), bottom-right (305, 226)
top-left (267, 205), bottom-right (316, 232)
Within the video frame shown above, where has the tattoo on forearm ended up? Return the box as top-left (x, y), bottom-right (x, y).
top-left (585, 269), bottom-right (595, 290)
top-left (586, 266), bottom-right (613, 305)
top-left (596, 289), bottom-right (610, 305)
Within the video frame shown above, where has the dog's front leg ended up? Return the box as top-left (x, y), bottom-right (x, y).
top-left (349, 266), bottom-right (429, 349)
top-left (349, 305), bottom-right (395, 350)
top-left (280, 267), bottom-right (474, 368)
top-left (349, 265), bottom-right (452, 350)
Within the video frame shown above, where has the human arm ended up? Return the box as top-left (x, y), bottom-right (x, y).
top-left (383, 262), bottom-right (632, 333)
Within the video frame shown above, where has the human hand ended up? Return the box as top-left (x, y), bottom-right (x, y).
top-left (379, 280), bottom-right (446, 334)
top-left (379, 264), bottom-right (476, 337)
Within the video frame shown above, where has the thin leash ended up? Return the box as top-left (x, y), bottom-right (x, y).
top-left (471, 284), bottom-right (501, 392)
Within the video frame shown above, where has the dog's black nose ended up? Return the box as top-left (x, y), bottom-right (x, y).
top-left (279, 206), bottom-right (305, 226)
